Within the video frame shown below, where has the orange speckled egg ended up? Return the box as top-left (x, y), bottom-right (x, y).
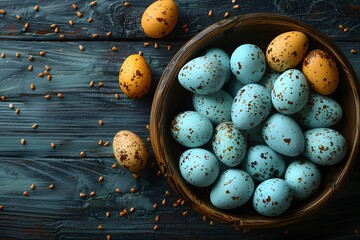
top-left (302, 49), bottom-right (339, 95)
top-left (119, 54), bottom-right (151, 98)
top-left (266, 31), bottom-right (309, 72)
top-left (113, 130), bottom-right (149, 172)
top-left (141, 0), bottom-right (179, 39)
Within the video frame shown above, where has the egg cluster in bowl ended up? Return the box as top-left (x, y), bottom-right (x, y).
top-left (150, 13), bottom-right (360, 228)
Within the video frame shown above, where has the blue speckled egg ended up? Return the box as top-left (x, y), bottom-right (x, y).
top-left (230, 44), bottom-right (266, 84)
top-left (231, 84), bottom-right (272, 130)
top-left (258, 71), bottom-right (281, 91)
top-left (285, 159), bottom-right (321, 200)
top-left (222, 76), bottom-right (244, 98)
top-left (303, 128), bottom-right (347, 166)
top-left (170, 111), bottom-right (213, 148)
top-left (192, 90), bottom-right (233, 124)
top-left (179, 148), bottom-right (219, 187)
top-left (253, 178), bottom-right (293, 216)
top-left (178, 56), bottom-right (226, 95)
top-left (241, 122), bottom-right (266, 146)
top-left (204, 48), bottom-right (231, 84)
top-left (210, 169), bottom-right (254, 209)
top-left (295, 93), bottom-right (343, 128)
top-left (272, 69), bottom-right (309, 115)
top-left (212, 122), bottom-right (247, 167)
top-left (241, 145), bottom-right (286, 182)
top-left (262, 113), bottom-right (304, 157)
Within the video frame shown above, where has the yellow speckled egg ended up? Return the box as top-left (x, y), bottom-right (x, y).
top-left (119, 54), bottom-right (151, 98)
top-left (302, 49), bottom-right (339, 95)
top-left (266, 31), bottom-right (309, 72)
top-left (113, 130), bottom-right (149, 172)
top-left (141, 0), bottom-right (179, 39)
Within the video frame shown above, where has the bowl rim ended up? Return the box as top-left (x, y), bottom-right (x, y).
top-left (150, 13), bottom-right (360, 228)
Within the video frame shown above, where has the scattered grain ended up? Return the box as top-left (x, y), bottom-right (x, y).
top-left (59, 34), bottom-right (65, 40)
top-left (107, 235), bottom-right (111, 240)
top-left (138, 51), bottom-right (143, 56)
top-left (69, 19), bottom-right (74, 26)
top-left (115, 188), bottom-right (121, 193)
top-left (47, 75), bottom-right (52, 81)
top-left (98, 225), bottom-right (104, 230)
top-left (32, 123), bottom-right (38, 129)
top-left (119, 210), bottom-right (127, 217)
top-left (16, 15), bottom-right (22, 20)
top-left (153, 203), bottom-right (158, 209)
top-left (38, 72), bottom-right (44, 78)
top-left (0, 9), bottom-right (7, 15)
top-left (173, 203), bottom-right (179, 208)
top-left (208, 9), bottom-right (213, 17)
top-left (91, 1), bottom-right (97, 6)
top-left (124, 2), bottom-right (130, 7)
top-left (44, 70), bottom-right (50, 75)
top-left (115, 93), bottom-right (120, 99)
top-left (21, 138), bottom-right (26, 145)
top-left (103, 141), bottom-right (110, 146)
top-left (344, 27), bottom-right (349, 32)
top-left (80, 151), bottom-right (86, 157)
top-left (112, 46), bottom-right (118, 51)
top-left (72, 3), bottom-right (78, 10)
top-left (57, 93), bottom-right (63, 98)
top-left (98, 139), bottom-right (103, 145)
top-left (88, 17), bottom-right (93, 23)
top-left (202, 216), bottom-right (207, 222)
top-left (161, 199), bottom-right (166, 205)
top-left (24, 22), bottom-right (29, 30)
top-left (1, 53), bottom-right (5, 58)
top-left (351, 49), bottom-right (358, 54)
top-left (153, 225), bottom-right (159, 231)
top-left (30, 184), bottom-right (36, 190)
top-left (338, 24), bottom-right (344, 30)
top-left (89, 81), bottom-right (94, 87)
top-left (50, 23), bottom-right (57, 28)
top-left (130, 187), bottom-right (136, 193)
top-left (92, 33), bottom-right (98, 38)
top-left (44, 94), bottom-right (51, 99)
top-left (130, 207), bottom-right (135, 212)
top-left (155, 215), bottom-right (160, 222)
top-left (232, 0), bottom-right (237, 3)
top-left (16, 52), bottom-right (21, 58)
top-left (28, 56), bottom-right (34, 61)
top-left (182, 210), bottom-right (189, 216)
top-left (181, 200), bottom-right (186, 205)
top-left (224, 11), bottom-right (230, 18)
top-left (233, 4), bottom-right (240, 9)
top-left (39, 51), bottom-right (46, 56)
top-left (77, 11), bottom-right (83, 18)
top-left (165, 191), bottom-right (170, 196)
top-left (79, 192), bottom-right (86, 198)
top-left (51, 143), bottom-right (56, 148)
top-left (176, 198), bottom-right (182, 204)
top-left (34, 5), bottom-right (40, 11)
top-left (167, 45), bottom-right (172, 51)
top-left (154, 42), bottom-right (159, 49)
top-left (144, 42), bottom-right (150, 47)
top-left (98, 176), bottom-right (104, 182)
top-left (106, 31), bottom-right (112, 37)
top-left (89, 191), bottom-right (96, 197)
top-left (23, 191), bottom-right (29, 197)
top-left (0, 96), bottom-right (5, 101)
top-left (98, 81), bottom-right (104, 87)
top-left (9, 103), bottom-right (14, 109)
top-left (112, 163), bottom-right (118, 169)
top-left (98, 119), bottom-right (103, 126)
top-left (147, 137), bottom-right (151, 142)
top-left (209, 220), bottom-right (216, 226)
top-left (106, 211), bottom-right (110, 218)
top-left (28, 65), bottom-right (33, 71)
top-left (54, 27), bottom-right (59, 33)
top-left (0, 205), bottom-right (4, 210)
top-left (48, 184), bottom-right (55, 190)
top-left (156, 170), bottom-right (162, 176)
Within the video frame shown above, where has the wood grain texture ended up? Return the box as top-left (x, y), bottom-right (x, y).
top-left (0, 0), bottom-right (359, 41)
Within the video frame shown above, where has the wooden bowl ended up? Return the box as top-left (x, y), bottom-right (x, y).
top-left (150, 13), bottom-right (360, 229)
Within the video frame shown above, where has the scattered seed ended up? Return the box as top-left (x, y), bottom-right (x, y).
top-left (103, 141), bottom-right (110, 147)
top-left (89, 191), bottom-right (96, 197)
top-left (51, 143), bottom-right (56, 148)
top-left (106, 212), bottom-right (110, 218)
top-left (165, 191), bottom-right (170, 196)
top-left (21, 138), bottom-right (26, 145)
top-left (130, 207), bottom-right (135, 212)
top-left (233, 4), bottom-right (240, 9)
top-left (47, 75), bottom-right (52, 81)
top-left (32, 123), bottom-right (38, 129)
top-left (16, 15), bottom-right (22, 20)
top-left (132, 173), bottom-right (139, 179)
top-left (98, 176), bottom-right (104, 182)
top-left (54, 27), bottom-right (59, 33)
top-left (153, 203), bottom-right (158, 209)
top-left (130, 187), bottom-right (136, 193)
top-left (38, 72), bottom-right (44, 78)
top-left (351, 49), bottom-right (358, 54)
top-left (115, 93), bottom-right (120, 99)
top-left (208, 9), bottom-right (213, 17)
top-left (167, 45), bottom-right (172, 51)
top-left (89, 81), bottom-right (94, 87)
top-left (173, 203), bottom-right (179, 208)
top-left (77, 11), bottom-right (83, 18)
top-left (0, 205), bottom-right (3, 210)
top-left (92, 33), bottom-right (98, 38)
top-left (181, 200), bottom-right (186, 205)
top-left (59, 34), bottom-right (65, 40)
top-left (224, 12), bottom-right (230, 18)
top-left (88, 17), bottom-right (93, 23)
top-left (112, 46), bottom-right (118, 51)
top-left (69, 19), bottom-right (74, 26)
top-left (209, 220), bottom-right (216, 226)
top-left (138, 51), bottom-right (143, 56)
top-left (0, 96), bottom-right (5, 101)
top-left (16, 52), bottom-right (21, 58)
top-left (57, 93), bottom-right (63, 98)
top-left (48, 184), bottom-right (55, 190)
top-left (1, 53), bottom-right (5, 58)
top-left (112, 163), bottom-right (118, 169)
top-left (144, 42), bottom-right (150, 47)
top-left (28, 55), bottom-right (34, 61)
top-left (44, 70), bottom-right (50, 76)
top-left (79, 192), bottom-right (86, 198)
top-left (30, 184), bottom-right (36, 190)
top-left (232, 0), bottom-right (237, 3)
top-left (91, 1), bottom-right (97, 6)
top-left (161, 199), bottom-right (166, 205)
top-left (154, 42), bottom-right (159, 49)
top-left (0, 9), bottom-right (6, 15)
top-left (115, 188), bottom-right (121, 193)
top-left (155, 215), bottom-right (160, 222)
top-left (182, 210), bottom-right (189, 216)
top-left (15, 108), bottom-right (20, 114)
top-left (9, 103), bottom-right (14, 109)
top-left (44, 94), bottom-right (51, 99)
top-left (344, 27), bottom-right (349, 32)
top-left (28, 65), bottom-right (33, 71)
top-left (50, 23), bottom-right (57, 28)
top-left (34, 5), bottom-right (40, 11)
top-left (156, 170), bottom-right (162, 176)
top-left (72, 3), bottom-right (78, 10)
top-left (23, 191), bottom-right (29, 197)
top-left (119, 210), bottom-right (127, 217)
top-left (176, 198), bottom-right (182, 204)
top-left (80, 151), bottom-right (86, 157)
top-left (107, 235), bottom-right (111, 240)
top-left (98, 139), bottom-right (103, 145)
top-left (39, 51), bottom-right (46, 56)
top-left (106, 31), bottom-right (112, 37)
top-left (202, 216), bottom-right (207, 222)
top-left (98, 81), bottom-right (104, 87)
top-left (98, 119), bottom-right (103, 126)
top-left (98, 225), bottom-right (104, 230)
top-left (124, 2), bottom-right (130, 7)
top-left (339, 24), bottom-right (344, 30)
top-left (24, 22), bottom-right (29, 30)
top-left (153, 225), bottom-right (159, 231)
top-left (147, 137), bottom-right (151, 142)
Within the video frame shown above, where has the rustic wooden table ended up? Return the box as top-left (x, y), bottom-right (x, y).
top-left (0, 1), bottom-right (359, 239)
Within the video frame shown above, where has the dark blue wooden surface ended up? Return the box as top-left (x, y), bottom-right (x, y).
top-left (0, 1), bottom-right (360, 239)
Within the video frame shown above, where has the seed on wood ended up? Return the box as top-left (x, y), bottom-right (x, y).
top-left (1, 53), bottom-right (5, 58)
top-left (144, 42), bottom-right (150, 47)
top-left (176, 198), bottom-right (182, 204)
top-left (78, 45), bottom-right (85, 51)
top-left (59, 34), bottom-right (65, 40)
top-left (351, 49), bottom-right (358, 54)
top-left (77, 11), bottom-right (83, 18)
top-left (89, 81), bottom-right (94, 87)
top-left (44, 94), bottom-right (51, 99)
top-left (153, 203), bottom-right (158, 209)
top-left (38, 72), bottom-right (44, 77)
top-left (112, 163), bottom-right (118, 169)
top-left (233, 4), bottom-right (240, 9)
top-left (115, 93), bottom-right (120, 99)
top-left (119, 210), bottom-right (127, 217)
top-left (106, 211), bottom-right (110, 218)
top-left (98, 176), bottom-right (104, 182)
top-left (161, 199), bottom-right (166, 205)
top-left (0, 9), bottom-right (6, 15)
top-left (202, 216), bottom-right (207, 222)
top-left (98, 139), bottom-right (103, 145)
top-left (344, 27), bottom-right (349, 32)
top-left (130, 187), bottom-right (136, 193)
top-left (39, 51), bottom-right (46, 56)
top-left (72, 3), bottom-right (78, 10)
top-left (98, 225), bottom-right (104, 230)
top-left (9, 103), bottom-right (14, 109)
top-left (21, 138), bottom-right (26, 145)
top-left (338, 24), bottom-right (344, 30)
top-left (107, 235), bottom-right (111, 240)
top-left (115, 188), bottom-right (121, 193)
top-left (54, 27), bottom-right (59, 33)
top-left (57, 93), bottom-right (63, 98)
top-left (89, 191), bottom-right (96, 197)
top-left (91, 33), bottom-right (98, 38)
top-left (28, 55), bottom-right (34, 61)
top-left (182, 210), bottom-right (189, 216)
top-left (209, 220), bottom-right (216, 226)
top-left (167, 45), bottom-right (172, 51)
top-left (15, 108), bottom-right (20, 114)
top-left (154, 42), bottom-right (159, 49)
top-left (147, 137), bottom-right (151, 142)
top-left (155, 215), bottom-right (160, 222)
top-left (80, 151), bottom-right (86, 157)
top-left (208, 9), bottom-right (213, 17)
top-left (28, 65), bottom-right (33, 71)
top-left (104, 141), bottom-right (110, 147)
top-left (34, 5), bottom-right (39, 11)
top-left (106, 32), bottom-right (112, 37)
top-left (48, 184), bottom-right (55, 190)
top-left (98, 119), bottom-right (103, 126)
top-left (138, 51), bottom-right (143, 56)
top-left (153, 225), bottom-right (159, 231)
top-left (50, 23), bottom-right (57, 28)
top-left (156, 170), bottom-right (162, 176)
top-left (51, 143), bottom-right (56, 148)
top-left (224, 12), bottom-right (230, 18)
top-left (124, 2), bottom-right (130, 7)
top-left (24, 22), bottom-right (29, 30)
top-left (132, 173), bottom-right (139, 179)
top-left (181, 200), bottom-right (186, 205)
top-left (69, 19), bottom-right (74, 26)
top-left (30, 184), bottom-right (36, 190)
top-left (47, 75), bottom-right (52, 81)
top-left (0, 205), bottom-right (3, 210)
top-left (87, 17), bottom-right (93, 23)
top-left (112, 46), bottom-right (118, 51)
top-left (232, 0), bottom-right (237, 3)
top-left (165, 191), bottom-right (170, 196)
top-left (23, 191), bottom-right (29, 197)
top-left (32, 123), bottom-right (38, 129)
top-left (16, 52), bottom-right (21, 58)
top-left (79, 192), bottom-right (86, 198)
top-left (173, 203), bottom-right (179, 208)
top-left (44, 71), bottom-right (50, 76)
top-left (90, 1), bottom-right (97, 6)
top-left (130, 207), bottom-right (135, 212)
top-left (16, 15), bottom-right (22, 20)
top-left (0, 96), bottom-right (5, 101)
top-left (98, 81), bottom-right (104, 87)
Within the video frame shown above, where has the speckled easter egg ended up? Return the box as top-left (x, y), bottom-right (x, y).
top-left (241, 145), bottom-right (286, 182)
top-left (210, 169), bottom-right (254, 209)
top-left (179, 148), bottom-right (219, 187)
top-left (303, 128), bottom-right (347, 166)
top-left (271, 69), bottom-right (309, 114)
top-left (204, 48), bottom-right (231, 84)
top-left (192, 90), bottom-right (233, 124)
top-left (295, 93), bottom-right (343, 128)
top-left (231, 84), bottom-right (272, 130)
top-left (262, 113), bottom-right (304, 157)
top-left (253, 178), bottom-right (293, 216)
top-left (285, 160), bottom-right (321, 200)
top-left (178, 56), bottom-right (226, 95)
top-left (170, 111), bottom-right (213, 148)
top-left (230, 44), bottom-right (266, 85)
top-left (212, 122), bottom-right (247, 167)
top-left (266, 31), bottom-right (309, 72)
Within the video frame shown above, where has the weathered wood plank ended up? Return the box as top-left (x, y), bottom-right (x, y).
top-left (0, 0), bottom-right (359, 41)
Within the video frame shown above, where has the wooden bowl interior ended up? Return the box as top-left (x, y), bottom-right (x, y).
top-left (150, 13), bottom-right (360, 228)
